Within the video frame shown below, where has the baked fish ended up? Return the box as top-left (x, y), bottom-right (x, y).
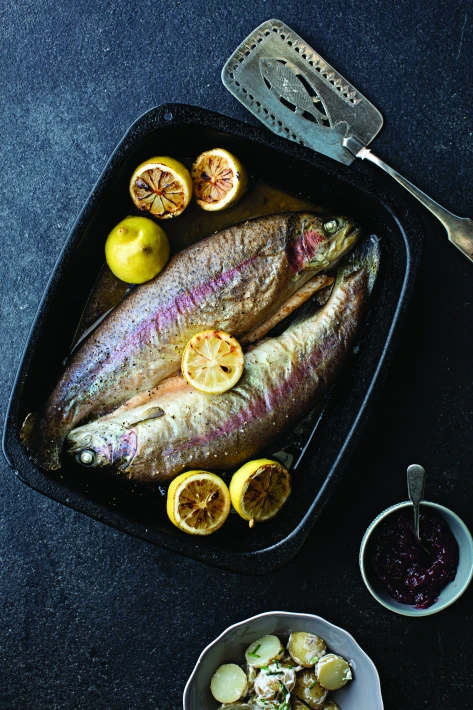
top-left (22, 211), bottom-right (360, 470)
top-left (66, 236), bottom-right (380, 483)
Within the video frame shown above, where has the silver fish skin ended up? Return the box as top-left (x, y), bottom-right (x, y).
top-left (23, 211), bottom-right (360, 470)
top-left (67, 237), bottom-right (380, 483)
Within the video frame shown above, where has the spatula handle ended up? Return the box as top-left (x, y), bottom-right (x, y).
top-left (359, 148), bottom-right (473, 263)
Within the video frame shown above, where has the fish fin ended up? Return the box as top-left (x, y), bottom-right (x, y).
top-left (123, 406), bottom-right (165, 427)
top-left (69, 284), bottom-right (137, 356)
top-left (313, 284), bottom-right (334, 307)
top-left (263, 291), bottom-right (327, 335)
top-left (20, 412), bottom-right (62, 471)
top-left (290, 293), bottom-right (326, 325)
top-left (242, 274), bottom-right (333, 346)
top-left (20, 412), bottom-right (39, 448)
top-left (101, 374), bottom-right (184, 420)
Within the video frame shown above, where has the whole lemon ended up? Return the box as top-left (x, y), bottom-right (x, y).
top-left (105, 216), bottom-right (170, 284)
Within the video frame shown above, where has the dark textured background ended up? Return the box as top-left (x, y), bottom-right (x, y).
top-left (1, 1), bottom-right (473, 708)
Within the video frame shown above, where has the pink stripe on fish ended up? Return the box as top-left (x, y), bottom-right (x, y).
top-left (161, 332), bottom-right (339, 458)
top-left (84, 254), bottom-right (260, 379)
top-left (155, 254), bottom-right (258, 330)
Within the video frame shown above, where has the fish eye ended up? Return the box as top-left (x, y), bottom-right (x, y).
top-left (77, 449), bottom-right (95, 466)
top-left (324, 219), bottom-right (339, 234)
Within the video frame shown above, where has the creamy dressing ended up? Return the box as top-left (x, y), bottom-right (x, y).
top-left (253, 662), bottom-right (298, 708)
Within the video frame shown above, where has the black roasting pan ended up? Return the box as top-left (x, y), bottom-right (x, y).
top-left (2, 104), bottom-right (423, 573)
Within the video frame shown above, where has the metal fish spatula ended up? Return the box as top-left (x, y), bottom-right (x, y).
top-left (222, 19), bottom-right (473, 263)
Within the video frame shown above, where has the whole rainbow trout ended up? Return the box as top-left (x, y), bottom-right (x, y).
top-left (66, 237), bottom-right (380, 483)
top-left (22, 212), bottom-right (359, 470)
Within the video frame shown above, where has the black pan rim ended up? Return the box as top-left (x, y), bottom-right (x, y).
top-left (2, 102), bottom-right (423, 574)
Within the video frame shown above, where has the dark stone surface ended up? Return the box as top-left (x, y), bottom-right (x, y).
top-left (1, 1), bottom-right (472, 708)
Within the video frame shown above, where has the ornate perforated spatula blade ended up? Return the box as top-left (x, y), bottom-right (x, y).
top-left (222, 19), bottom-right (473, 264)
top-left (221, 18), bottom-right (383, 166)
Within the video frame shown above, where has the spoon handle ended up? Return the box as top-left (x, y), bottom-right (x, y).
top-left (407, 464), bottom-right (426, 540)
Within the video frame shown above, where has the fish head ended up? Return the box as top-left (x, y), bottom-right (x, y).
top-left (66, 420), bottom-right (137, 470)
top-left (287, 212), bottom-right (361, 273)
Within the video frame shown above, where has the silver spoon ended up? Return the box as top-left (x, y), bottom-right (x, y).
top-left (407, 464), bottom-right (426, 545)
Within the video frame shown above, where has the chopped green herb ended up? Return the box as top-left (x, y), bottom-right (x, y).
top-left (309, 680), bottom-right (318, 690)
top-left (310, 656), bottom-right (319, 664)
top-left (278, 680), bottom-right (289, 695)
top-left (248, 643), bottom-right (261, 658)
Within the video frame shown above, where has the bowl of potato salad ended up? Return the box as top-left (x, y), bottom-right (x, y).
top-left (183, 611), bottom-right (383, 710)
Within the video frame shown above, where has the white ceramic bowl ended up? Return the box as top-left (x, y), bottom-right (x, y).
top-left (359, 500), bottom-right (473, 617)
top-left (183, 611), bottom-right (383, 709)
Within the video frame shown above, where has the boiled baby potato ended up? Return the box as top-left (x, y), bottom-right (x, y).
top-left (217, 704), bottom-right (251, 710)
top-left (244, 663), bottom-right (258, 694)
top-left (287, 632), bottom-right (327, 667)
top-left (316, 654), bottom-right (352, 691)
top-left (254, 662), bottom-right (297, 701)
top-left (293, 668), bottom-right (328, 708)
top-left (294, 701), bottom-right (336, 710)
top-left (293, 699), bottom-right (339, 710)
top-left (245, 635), bottom-right (284, 668)
top-left (210, 663), bottom-right (248, 704)
top-left (293, 701), bottom-right (309, 710)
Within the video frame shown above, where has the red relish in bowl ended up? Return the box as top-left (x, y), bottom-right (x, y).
top-left (371, 511), bottom-right (459, 609)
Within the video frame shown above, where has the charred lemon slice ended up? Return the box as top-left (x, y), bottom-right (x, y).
top-left (181, 330), bottom-right (245, 394)
top-left (166, 470), bottom-right (231, 535)
top-left (129, 156), bottom-right (192, 218)
top-left (230, 459), bottom-right (291, 527)
top-left (191, 148), bottom-right (247, 211)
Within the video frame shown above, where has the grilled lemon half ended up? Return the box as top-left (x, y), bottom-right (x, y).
top-left (191, 148), bottom-right (247, 211)
top-left (230, 459), bottom-right (291, 526)
top-left (166, 470), bottom-right (231, 535)
top-left (129, 156), bottom-right (192, 219)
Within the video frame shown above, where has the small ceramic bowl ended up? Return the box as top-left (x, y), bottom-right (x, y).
top-left (183, 610), bottom-right (383, 709)
top-left (359, 501), bottom-right (473, 617)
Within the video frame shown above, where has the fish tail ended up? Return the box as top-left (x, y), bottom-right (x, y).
top-left (340, 234), bottom-right (381, 293)
top-left (20, 412), bottom-right (62, 471)
top-left (359, 234), bottom-right (381, 293)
